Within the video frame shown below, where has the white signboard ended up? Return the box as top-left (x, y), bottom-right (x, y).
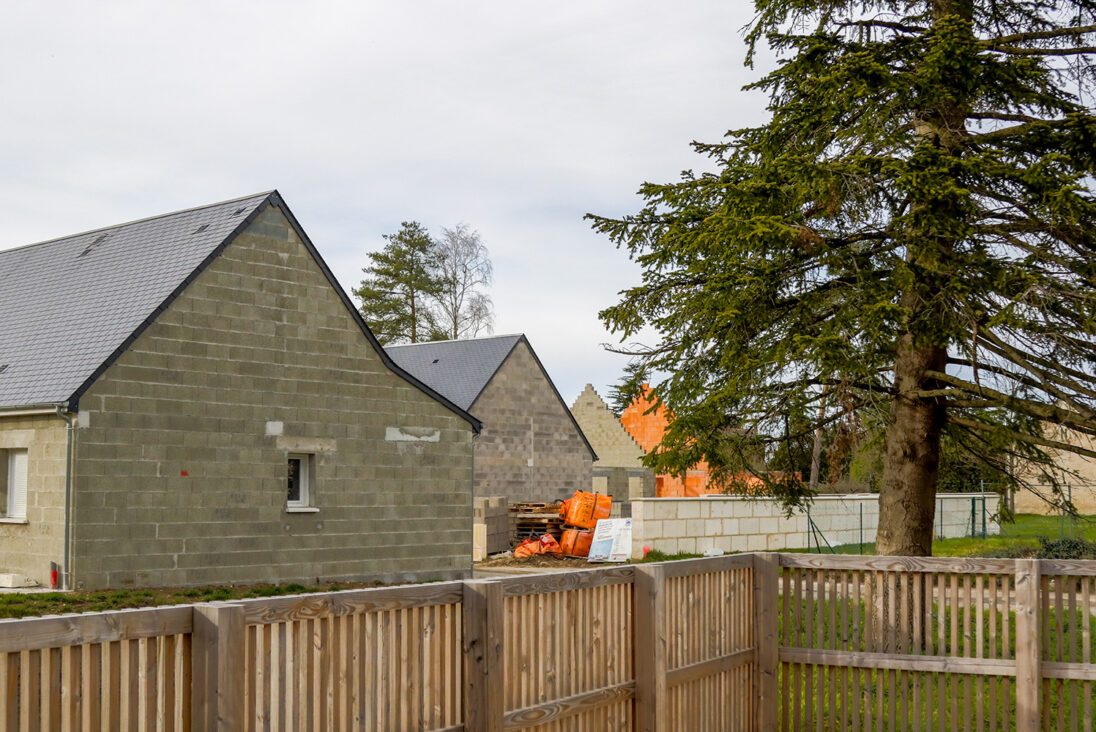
top-left (587, 518), bottom-right (632, 563)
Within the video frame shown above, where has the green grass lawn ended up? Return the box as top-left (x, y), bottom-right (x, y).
top-left (0, 580), bottom-right (389, 620)
top-left (823, 512), bottom-right (1096, 557)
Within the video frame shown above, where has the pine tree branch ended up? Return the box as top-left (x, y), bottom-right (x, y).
top-left (983, 25), bottom-right (1096, 46)
top-left (924, 369), bottom-right (1096, 431)
top-left (977, 330), bottom-right (1096, 399)
top-left (836, 19), bottom-right (927, 34)
top-left (949, 416), bottom-right (1096, 459)
top-left (985, 44), bottom-right (1096, 56)
top-left (967, 111), bottom-right (1047, 124)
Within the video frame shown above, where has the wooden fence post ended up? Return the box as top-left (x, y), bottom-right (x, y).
top-left (753, 553), bottom-right (779, 731)
top-left (1015, 558), bottom-right (1042, 732)
top-left (191, 603), bottom-right (245, 731)
top-left (463, 580), bottom-right (504, 732)
top-left (635, 564), bottom-right (667, 732)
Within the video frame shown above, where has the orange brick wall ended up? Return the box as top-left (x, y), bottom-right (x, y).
top-left (619, 385), bottom-right (714, 497)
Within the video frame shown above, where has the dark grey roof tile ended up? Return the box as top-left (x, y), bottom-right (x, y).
top-left (0, 192), bottom-right (272, 408)
top-left (385, 335), bottom-right (523, 411)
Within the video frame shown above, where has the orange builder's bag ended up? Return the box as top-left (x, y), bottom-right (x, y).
top-left (513, 534), bottom-right (563, 559)
top-left (561, 528), bottom-right (594, 557)
top-left (562, 491), bottom-right (612, 529)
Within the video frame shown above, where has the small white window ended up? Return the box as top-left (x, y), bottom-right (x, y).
top-left (0, 449), bottom-right (28, 520)
top-left (287, 453), bottom-right (314, 509)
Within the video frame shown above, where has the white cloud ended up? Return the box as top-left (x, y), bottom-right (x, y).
top-left (0, 0), bottom-right (773, 401)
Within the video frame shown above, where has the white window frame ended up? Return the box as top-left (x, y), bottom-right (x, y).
top-left (2, 448), bottom-right (28, 521)
top-left (286, 453), bottom-right (317, 512)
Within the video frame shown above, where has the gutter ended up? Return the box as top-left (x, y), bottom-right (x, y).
top-left (0, 406), bottom-right (63, 418)
top-left (54, 406), bottom-right (75, 591)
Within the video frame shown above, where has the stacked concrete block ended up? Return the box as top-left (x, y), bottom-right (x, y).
top-left (630, 493), bottom-right (1002, 559)
top-left (473, 496), bottom-right (509, 556)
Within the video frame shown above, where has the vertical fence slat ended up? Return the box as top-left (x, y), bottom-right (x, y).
top-left (754, 554), bottom-right (778, 731)
top-left (192, 602), bottom-right (246, 731)
top-left (463, 579), bottom-right (503, 732)
top-left (1017, 558), bottom-right (1043, 732)
top-left (635, 563), bottom-right (667, 732)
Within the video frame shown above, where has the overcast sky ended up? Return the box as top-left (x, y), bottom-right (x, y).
top-left (0, 1), bottom-right (772, 404)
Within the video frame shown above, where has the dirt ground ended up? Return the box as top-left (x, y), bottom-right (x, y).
top-left (476, 554), bottom-right (595, 569)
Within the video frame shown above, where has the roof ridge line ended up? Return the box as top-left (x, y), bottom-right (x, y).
top-left (0, 190), bottom-right (276, 256)
top-left (386, 333), bottom-right (524, 348)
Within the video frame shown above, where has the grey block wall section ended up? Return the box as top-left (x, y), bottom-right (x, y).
top-left (470, 341), bottom-right (593, 503)
top-left (0, 415), bottom-right (67, 586)
top-left (69, 204), bottom-right (475, 590)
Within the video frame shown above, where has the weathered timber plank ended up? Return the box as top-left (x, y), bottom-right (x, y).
top-left (240, 581), bottom-right (464, 624)
top-left (1041, 560), bottom-right (1096, 577)
top-left (635, 564), bottom-right (667, 732)
top-left (754, 553), bottom-right (779, 732)
top-left (463, 581), bottom-right (503, 732)
top-left (501, 680), bottom-right (635, 729)
top-left (778, 553), bottom-right (1018, 574)
top-left (1015, 558), bottom-right (1042, 732)
top-left (665, 648), bottom-right (753, 687)
top-left (499, 566), bottom-right (634, 597)
top-left (660, 554), bottom-right (754, 579)
top-left (191, 603), bottom-right (245, 732)
top-left (0, 606), bottom-right (192, 654)
top-left (1042, 662), bottom-right (1096, 681)
top-left (778, 648), bottom-right (1017, 676)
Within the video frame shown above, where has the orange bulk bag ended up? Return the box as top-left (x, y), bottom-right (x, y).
top-left (563, 491), bottom-right (612, 529)
top-left (561, 528), bottom-right (594, 557)
top-left (513, 534), bottom-right (563, 559)
top-left (539, 533), bottom-right (563, 558)
top-left (513, 538), bottom-right (540, 558)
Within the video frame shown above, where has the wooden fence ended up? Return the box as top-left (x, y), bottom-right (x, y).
top-left (0, 553), bottom-right (1094, 730)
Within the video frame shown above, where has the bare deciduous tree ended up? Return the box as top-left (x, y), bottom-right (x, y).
top-left (432, 223), bottom-right (493, 340)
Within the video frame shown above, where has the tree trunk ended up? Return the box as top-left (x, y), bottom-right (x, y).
top-left (877, 336), bottom-right (947, 555)
top-left (875, 0), bottom-right (972, 556)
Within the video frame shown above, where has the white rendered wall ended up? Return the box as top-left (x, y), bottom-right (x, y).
top-left (630, 493), bottom-right (1001, 559)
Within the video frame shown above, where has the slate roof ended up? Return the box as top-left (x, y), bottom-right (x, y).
top-left (386, 334), bottom-right (596, 459)
top-left (0, 193), bottom-right (272, 410)
top-left (0, 192), bottom-right (481, 431)
top-left (385, 335), bottom-right (524, 411)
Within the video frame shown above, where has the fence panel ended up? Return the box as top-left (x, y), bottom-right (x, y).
top-left (778, 555), bottom-right (1020, 732)
top-left (1040, 562), bottom-right (1096, 732)
top-left (499, 567), bottom-right (635, 731)
top-left (0, 605), bottom-right (192, 731)
top-left (9, 553), bottom-right (1096, 730)
top-left (239, 581), bottom-right (465, 732)
top-left (663, 556), bottom-right (756, 732)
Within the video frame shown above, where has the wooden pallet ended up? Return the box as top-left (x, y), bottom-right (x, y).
top-left (509, 502), bottom-right (561, 514)
top-left (512, 527), bottom-right (564, 545)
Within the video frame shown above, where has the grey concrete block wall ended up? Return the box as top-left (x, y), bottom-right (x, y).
top-left (0, 415), bottom-right (68, 586)
top-left (470, 342), bottom-right (593, 503)
top-left (69, 204), bottom-right (475, 590)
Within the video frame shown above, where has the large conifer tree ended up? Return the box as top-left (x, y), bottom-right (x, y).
top-left (355, 221), bottom-right (443, 345)
top-left (590, 0), bottom-right (1096, 554)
